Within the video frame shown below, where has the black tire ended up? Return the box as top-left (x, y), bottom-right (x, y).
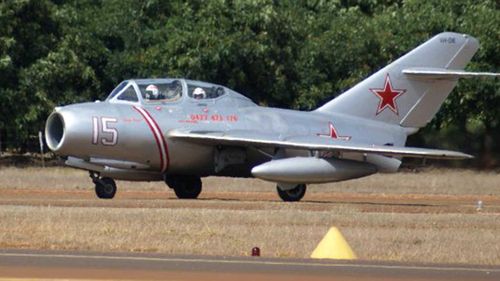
top-left (95, 177), bottom-right (117, 199)
top-left (166, 176), bottom-right (202, 199)
top-left (277, 184), bottom-right (306, 202)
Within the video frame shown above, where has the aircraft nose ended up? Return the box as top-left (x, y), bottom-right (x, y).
top-left (45, 110), bottom-right (66, 152)
top-left (45, 107), bottom-right (84, 155)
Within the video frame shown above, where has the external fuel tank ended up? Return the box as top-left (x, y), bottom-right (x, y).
top-left (251, 157), bottom-right (377, 184)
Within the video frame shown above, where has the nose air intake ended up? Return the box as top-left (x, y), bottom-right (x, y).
top-left (45, 112), bottom-right (65, 152)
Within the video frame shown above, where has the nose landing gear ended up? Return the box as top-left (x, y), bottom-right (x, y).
top-left (90, 172), bottom-right (117, 199)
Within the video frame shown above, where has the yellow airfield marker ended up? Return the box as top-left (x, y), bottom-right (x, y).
top-left (310, 227), bottom-right (357, 260)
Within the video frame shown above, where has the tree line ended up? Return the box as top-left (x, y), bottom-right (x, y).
top-left (0, 0), bottom-right (498, 167)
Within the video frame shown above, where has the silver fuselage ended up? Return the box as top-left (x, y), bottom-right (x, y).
top-left (46, 79), bottom-right (406, 182)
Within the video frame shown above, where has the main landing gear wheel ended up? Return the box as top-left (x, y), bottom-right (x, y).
top-left (165, 175), bottom-right (202, 199)
top-left (277, 184), bottom-right (306, 202)
top-left (94, 177), bottom-right (117, 199)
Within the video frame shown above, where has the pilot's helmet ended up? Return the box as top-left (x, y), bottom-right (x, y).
top-left (145, 84), bottom-right (159, 99)
top-left (192, 87), bottom-right (206, 99)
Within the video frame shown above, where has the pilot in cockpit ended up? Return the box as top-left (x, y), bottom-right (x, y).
top-left (192, 87), bottom-right (206, 99)
top-left (145, 84), bottom-right (160, 100)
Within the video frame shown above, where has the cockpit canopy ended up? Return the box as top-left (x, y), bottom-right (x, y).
top-left (105, 78), bottom-right (234, 104)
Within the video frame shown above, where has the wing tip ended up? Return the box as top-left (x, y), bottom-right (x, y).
top-left (444, 152), bottom-right (474, 160)
top-left (463, 153), bottom-right (475, 160)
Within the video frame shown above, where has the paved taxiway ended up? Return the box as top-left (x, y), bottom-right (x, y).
top-left (0, 249), bottom-right (498, 281)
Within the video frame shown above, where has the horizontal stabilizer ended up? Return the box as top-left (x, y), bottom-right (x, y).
top-left (315, 32), bottom-right (480, 128)
top-left (403, 67), bottom-right (500, 79)
top-left (168, 130), bottom-right (473, 160)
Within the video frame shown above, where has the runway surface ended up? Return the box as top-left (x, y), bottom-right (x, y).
top-left (1, 188), bottom-right (499, 214)
top-left (0, 249), bottom-right (498, 281)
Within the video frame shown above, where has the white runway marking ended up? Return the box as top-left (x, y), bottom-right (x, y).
top-left (0, 252), bottom-right (497, 274)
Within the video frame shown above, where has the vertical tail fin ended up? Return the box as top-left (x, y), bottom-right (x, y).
top-left (315, 32), bottom-right (479, 128)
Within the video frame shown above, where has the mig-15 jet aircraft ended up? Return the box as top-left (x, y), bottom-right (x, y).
top-left (45, 32), bottom-right (498, 201)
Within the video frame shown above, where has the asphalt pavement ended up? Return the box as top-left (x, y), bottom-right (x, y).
top-left (0, 249), bottom-right (498, 280)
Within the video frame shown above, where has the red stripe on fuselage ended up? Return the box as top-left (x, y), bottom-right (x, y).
top-left (141, 108), bottom-right (170, 171)
top-left (133, 106), bottom-right (168, 172)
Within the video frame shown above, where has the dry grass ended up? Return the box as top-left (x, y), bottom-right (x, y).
top-left (0, 167), bottom-right (499, 265)
top-left (0, 204), bottom-right (499, 264)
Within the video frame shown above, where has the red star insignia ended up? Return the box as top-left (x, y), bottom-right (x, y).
top-left (317, 122), bottom-right (351, 141)
top-left (369, 74), bottom-right (406, 115)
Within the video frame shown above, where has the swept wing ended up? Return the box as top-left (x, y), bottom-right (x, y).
top-left (168, 130), bottom-right (472, 160)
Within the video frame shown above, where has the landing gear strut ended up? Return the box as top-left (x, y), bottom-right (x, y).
top-left (90, 172), bottom-right (117, 199)
top-left (165, 175), bottom-right (202, 199)
top-left (277, 184), bottom-right (306, 202)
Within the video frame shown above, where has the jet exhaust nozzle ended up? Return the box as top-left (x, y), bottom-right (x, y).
top-left (251, 157), bottom-right (377, 184)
